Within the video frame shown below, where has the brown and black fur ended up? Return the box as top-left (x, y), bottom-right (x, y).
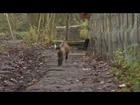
top-left (56, 41), bottom-right (70, 66)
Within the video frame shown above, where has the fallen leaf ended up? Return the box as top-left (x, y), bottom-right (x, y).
top-left (73, 62), bottom-right (77, 64)
top-left (119, 84), bottom-right (126, 88)
top-left (79, 78), bottom-right (87, 84)
top-left (20, 76), bottom-right (24, 79)
top-left (39, 62), bottom-right (43, 65)
top-left (105, 72), bottom-right (110, 75)
top-left (40, 85), bottom-right (43, 87)
top-left (76, 80), bottom-right (79, 82)
top-left (100, 81), bottom-right (105, 84)
top-left (107, 79), bottom-right (112, 83)
top-left (111, 90), bottom-right (115, 92)
top-left (97, 87), bottom-right (102, 90)
top-left (82, 68), bottom-right (90, 71)
top-left (10, 78), bottom-right (17, 83)
top-left (23, 67), bottom-right (27, 69)
top-left (4, 80), bottom-right (14, 85)
top-left (19, 60), bottom-right (24, 64)
top-left (31, 79), bottom-right (38, 84)
top-left (99, 61), bottom-right (104, 64)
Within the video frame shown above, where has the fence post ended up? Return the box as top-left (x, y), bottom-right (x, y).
top-left (66, 13), bottom-right (70, 41)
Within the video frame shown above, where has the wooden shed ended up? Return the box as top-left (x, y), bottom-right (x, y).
top-left (80, 13), bottom-right (92, 19)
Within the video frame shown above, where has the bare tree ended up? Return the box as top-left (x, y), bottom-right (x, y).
top-left (5, 13), bottom-right (14, 40)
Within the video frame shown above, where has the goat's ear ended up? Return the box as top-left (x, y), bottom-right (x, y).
top-left (51, 44), bottom-right (56, 49)
top-left (54, 44), bottom-right (57, 49)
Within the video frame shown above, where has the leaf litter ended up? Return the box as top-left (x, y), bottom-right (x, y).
top-left (0, 40), bottom-right (119, 92)
top-left (0, 43), bottom-right (48, 91)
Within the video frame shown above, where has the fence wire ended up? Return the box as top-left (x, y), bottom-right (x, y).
top-left (0, 13), bottom-right (82, 41)
top-left (55, 13), bottom-right (82, 40)
top-left (89, 13), bottom-right (140, 61)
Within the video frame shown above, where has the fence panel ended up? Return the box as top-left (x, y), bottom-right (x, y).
top-left (55, 13), bottom-right (82, 41)
top-left (89, 13), bottom-right (140, 61)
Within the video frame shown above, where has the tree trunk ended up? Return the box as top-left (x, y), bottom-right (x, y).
top-left (45, 13), bottom-right (52, 40)
top-left (37, 13), bottom-right (42, 32)
top-left (49, 13), bottom-right (56, 43)
top-left (5, 13), bottom-right (15, 40)
top-left (44, 13), bottom-right (47, 27)
top-left (41, 13), bottom-right (44, 29)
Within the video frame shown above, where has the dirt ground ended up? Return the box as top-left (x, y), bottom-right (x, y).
top-left (0, 40), bottom-right (119, 92)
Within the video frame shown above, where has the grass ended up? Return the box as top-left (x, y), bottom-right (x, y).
top-left (16, 31), bottom-right (30, 40)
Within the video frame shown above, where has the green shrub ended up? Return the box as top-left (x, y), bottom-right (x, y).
top-left (110, 44), bottom-right (140, 92)
top-left (80, 19), bottom-right (89, 39)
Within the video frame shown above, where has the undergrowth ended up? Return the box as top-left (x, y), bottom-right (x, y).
top-left (16, 31), bottom-right (29, 40)
top-left (80, 19), bottom-right (88, 39)
top-left (24, 25), bottom-right (55, 46)
top-left (110, 44), bottom-right (140, 92)
top-left (0, 45), bottom-right (7, 54)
